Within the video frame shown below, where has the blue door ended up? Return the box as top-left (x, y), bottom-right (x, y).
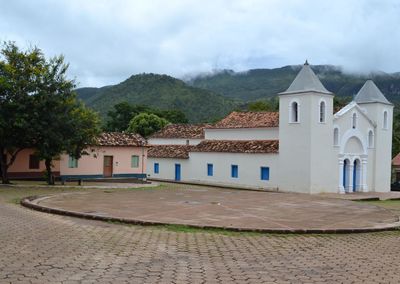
top-left (175, 164), bottom-right (181, 181)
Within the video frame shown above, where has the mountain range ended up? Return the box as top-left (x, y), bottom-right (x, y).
top-left (76, 65), bottom-right (400, 123)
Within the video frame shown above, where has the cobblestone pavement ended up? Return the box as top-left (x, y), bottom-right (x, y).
top-left (1, 190), bottom-right (400, 283)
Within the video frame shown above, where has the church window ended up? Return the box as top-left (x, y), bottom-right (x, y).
top-left (352, 113), bottom-right (357, 129)
top-left (368, 130), bottom-right (374, 148)
top-left (333, 128), bottom-right (339, 146)
top-left (319, 101), bottom-right (326, 123)
top-left (383, 111), bottom-right (388, 129)
top-left (290, 101), bottom-right (299, 123)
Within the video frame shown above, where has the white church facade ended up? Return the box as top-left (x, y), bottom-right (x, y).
top-left (147, 62), bottom-right (394, 194)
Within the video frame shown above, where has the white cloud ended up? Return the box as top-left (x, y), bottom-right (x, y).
top-left (1, 0), bottom-right (399, 86)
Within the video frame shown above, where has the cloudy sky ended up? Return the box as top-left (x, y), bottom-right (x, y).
top-left (1, 0), bottom-right (399, 87)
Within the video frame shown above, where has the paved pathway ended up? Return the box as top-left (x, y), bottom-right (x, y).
top-left (1, 189), bottom-right (400, 282)
top-left (32, 186), bottom-right (399, 232)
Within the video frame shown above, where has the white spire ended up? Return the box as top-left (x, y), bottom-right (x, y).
top-left (354, 80), bottom-right (392, 105)
top-left (280, 61), bottom-right (332, 95)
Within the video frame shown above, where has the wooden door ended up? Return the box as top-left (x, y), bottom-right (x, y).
top-left (103, 156), bottom-right (113, 177)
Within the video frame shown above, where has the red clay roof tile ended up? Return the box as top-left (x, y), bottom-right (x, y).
top-left (96, 132), bottom-right (147, 147)
top-left (148, 145), bottom-right (193, 159)
top-left (150, 124), bottom-right (211, 139)
top-left (393, 153), bottom-right (400, 166)
top-left (191, 140), bottom-right (279, 154)
top-left (209, 111), bottom-right (279, 129)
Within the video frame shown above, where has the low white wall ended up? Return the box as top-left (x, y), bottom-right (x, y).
top-left (204, 128), bottom-right (279, 140)
top-left (147, 152), bottom-right (279, 190)
top-left (147, 158), bottom-right (189, 180)
top-left (187, 152), bottom-right (279, 189)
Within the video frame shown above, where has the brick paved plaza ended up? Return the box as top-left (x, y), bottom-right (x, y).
top-left (1, 184), bottom-right (400, 283)
top-left (27, 184), bottom-right (400, 232)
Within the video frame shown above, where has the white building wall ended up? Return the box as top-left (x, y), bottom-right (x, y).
top-left (187, 152), bottom-right (279, 189)
top-left (147, 158), bottom-right (189, 180)
top-left (278, 93), bottom-right (312, 193)
top-left (358, 103), bottom-right (393, 192)
top-left (147, 153), bottom-right (279, 190)
top-left (204, 128), bottom-right (278, 140)
top-left (309, 94), bottom-right (337, 193)
top-left (335, 105), bottom-right (375, 192)
top-left (148, 138), bottom-right (202, 145)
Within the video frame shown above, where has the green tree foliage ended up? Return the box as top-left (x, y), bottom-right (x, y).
top-left (106, 102), bottom-right (187, 131)
top-left (333, 96), bottom-right (352, 112)
top-left (153, 109), bottom-right (188, 124)
top-left (0, 42), bottom-right (45, 183)
top-left (392, 109), bottom-right (400, 158)
top-left (31, 56), bottom-right (100, 185)
top-left (127, 113), bottom-right (169, 138)
top-left (106, 102), bottom-right (150, 131)
top-left (0, 42), bottom-right (100, 184)
top-left (247, 98), bottom-right (279, 112)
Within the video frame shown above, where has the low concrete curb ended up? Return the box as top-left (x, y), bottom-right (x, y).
top-left (21, 195), bottom-right (400, 235)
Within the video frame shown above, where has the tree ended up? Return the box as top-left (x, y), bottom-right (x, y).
top-left (106, 102), bottom-right (149, 131)
top-left (106, 102), bottom-right (188, 131)
top-left (154, 109), bottom-right (188, 123)
top-left (0, 42), bottom-right (45, 184)
top-left (127, 113), bottom-right (169, 137)
top-left (0, 42), bottom-right (100, 184)
top-left (31, 55), bottom-right (100, 184)
top-left (392, 110), bottom-right (400, 158)
top-left (333, 96), bottom-right (351, 112)
top-left (247, 98), bottom-right (279, 112)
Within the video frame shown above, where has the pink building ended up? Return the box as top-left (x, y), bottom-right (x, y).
top-left (5, 132), bottom-right (148, 181)
top-left (7, 149), bottom-right (60, 179)
top-left (60, 132), bottom-right (147, 181)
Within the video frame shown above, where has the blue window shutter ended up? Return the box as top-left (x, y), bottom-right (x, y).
top-left (231, 165), bottom-right (238, 178)
top-left (154, 163), bottom-right (159, 174)
top-left (261, 167), bottom-right (270, 180)
top-left (207, 164), bottom-right (213, 176)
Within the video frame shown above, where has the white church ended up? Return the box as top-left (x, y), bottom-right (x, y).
top-left (147, 62), bottom-right (393, 194)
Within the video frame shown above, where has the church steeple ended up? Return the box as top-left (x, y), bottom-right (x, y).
top-left (354, 80), bottom-right (392, 105)
top-left (279, 61), bottom-right (332, 95)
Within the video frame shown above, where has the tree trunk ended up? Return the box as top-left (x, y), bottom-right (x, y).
top-left (0, 148), bottom-right (10, 184)
top-left (45, 158), bottom-right (54, 185)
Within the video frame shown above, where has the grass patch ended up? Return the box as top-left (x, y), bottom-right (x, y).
top-left (162, 224), bottom-right (274, 236)
top-left (124, 184), bottom-right (166, 191)
top-left (0, 185), bottom-right (88, 204)
top-left (355, 199), bottom-right (400, 214)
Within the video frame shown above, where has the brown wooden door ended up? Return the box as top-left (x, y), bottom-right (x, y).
top-left (103, 156), bottom-right (113, 177)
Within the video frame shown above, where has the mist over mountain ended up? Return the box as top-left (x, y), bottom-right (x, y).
top-left (76, 64), bottom-right (400, 124)
top-left (186, 65), bottom-right (400, 102)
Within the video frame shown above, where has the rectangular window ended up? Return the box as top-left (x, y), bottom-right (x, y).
top-left (207, 163), bottom-right (213, 176)
top-left (154, 163), bottom-right (159, 174)
top-left (131, 155), bottom-right (139, 168)
top-left (261, 167), bottom-right (270, 181)
top-left (68, 155), bottom-right (78, 168)
top-left (231, 165), bottom-right (238, 178)
top-left (29, 155), bottom-right (40, 169)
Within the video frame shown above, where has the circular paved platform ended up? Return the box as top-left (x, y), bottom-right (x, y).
top-left (22, 185), bottom-right (400, 233)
